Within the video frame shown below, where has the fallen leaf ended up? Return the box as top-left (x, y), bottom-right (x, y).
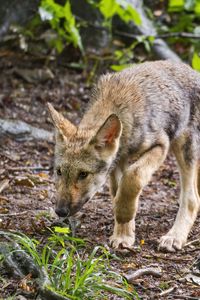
top-left (28, 174), bottom-right (48, 185)
top-left (0, 207), bottom-right (9, 214)
top-left (37, 172), bottom-right (49, 179)
top-left (0, 196), bottom-right (9, 205)
top-left (14, 177), bottom-right (35, 188)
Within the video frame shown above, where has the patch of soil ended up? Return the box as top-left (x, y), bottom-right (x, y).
top-left (0, 51), bottom-right (200, 300)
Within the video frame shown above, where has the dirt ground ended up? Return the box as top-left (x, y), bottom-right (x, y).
top-left (0, 51), bottom-right (200, 300)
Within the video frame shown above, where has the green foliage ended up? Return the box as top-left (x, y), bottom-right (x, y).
top-left (0, 229), bottom-right (138, 299)
top-left (99, 0), bottom-right (141, 25)
top-left (192, 52), bottom-right (200, 71)
top-left (39, 0), bottom-right (83, 53)
top-left (98, 0), bottom-right (141, 33)
top-left (169, 0), bottom-right (200, 13)
top-left (38, 0), bottom-right (141, 55)
top-left (111, 36), bottom-right (154, 71)
top-left (168, 0), bottom-right (185, 12)
top-left (162, 0), bottom-right (200, 68)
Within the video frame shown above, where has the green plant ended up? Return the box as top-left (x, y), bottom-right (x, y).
top-left (156, 0), bottom-right (200, 70)
top-left (0, 229), bottom-right (139, 299)
top-left (98, 0), bottom-right (141, 33)
top-left (110, 35), bottom-right (154, 71)
top-left (39, 0), bottom-right (83, 53)
top-left (192, 52), bottom-right (200, 71)
top-left (168, 0), bottom-right (200, 13)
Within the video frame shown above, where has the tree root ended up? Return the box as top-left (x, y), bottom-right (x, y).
top-left (0, 235), bottom-right (71, 300)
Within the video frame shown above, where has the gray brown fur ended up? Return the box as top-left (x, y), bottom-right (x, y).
top-left (48, 60), bottom-right (200, 252)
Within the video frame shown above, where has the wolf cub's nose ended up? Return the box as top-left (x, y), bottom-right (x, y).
top-left (55, 207), bottom-right (69, 217)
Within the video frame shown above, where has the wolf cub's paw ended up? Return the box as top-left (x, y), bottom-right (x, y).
top-left (159, 234), bottom-right (186, 252)
top-left (109, 234), bottom-right (135, 249)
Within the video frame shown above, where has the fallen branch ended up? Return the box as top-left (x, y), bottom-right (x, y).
top-left (0, 242), bottom-right (25, 277)
top-left (124, 267), bottom-right (162, 282)
top-left (0, 119), bottom-right (53, 142)
top-left (0, 240), bottom-right (41, 278)
top-left (0, 236), bottom-right (73, 300)
top-left (115, 30), bottom-right (200, 40)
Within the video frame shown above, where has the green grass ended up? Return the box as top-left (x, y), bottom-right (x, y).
top-left (0, 228), bottom-right (139, 300)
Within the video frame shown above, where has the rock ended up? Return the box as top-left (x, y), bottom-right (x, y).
top-left (14, 68), bottom-right (54, 83)
top-left (0, 118), bottom-right (54, 142)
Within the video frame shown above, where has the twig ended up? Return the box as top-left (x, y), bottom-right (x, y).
top-left (0, 179), bottom-right (9, 193)
top-left (76, 14), bottom-right (200, 40)
top-left (158, 32), bottom-right (200, 39)
top-left (119, 245), bottom-right (138, 254)
top-left (124, 267), bottom-right (162, 282)
top-left (7, 166), bottom-right (51, 172)
top-left (173, 295), bottom-right (199, 300)
top-left (143, 253), bottom-right (193, 262)
top-left (185, 238), bottom-right (200, 247)
top-left (160, 286), bottom-right (176, 297)
top-left (0, 211), bottom-right (28, 217)
top-left (114, 30), bottom-right (200, 40)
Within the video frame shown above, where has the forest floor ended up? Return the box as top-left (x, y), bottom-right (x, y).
top-left (0, 50), bottom-right (200, 300)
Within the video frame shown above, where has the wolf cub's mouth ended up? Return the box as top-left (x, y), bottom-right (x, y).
top-left (69, 197), bottom-right (90, 216)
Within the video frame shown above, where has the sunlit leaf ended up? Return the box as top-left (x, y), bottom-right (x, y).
top-left (39, 0), bottom-right (83, 52)
top-left (54, 226), bottom-right (70, 234)
top-left (116, 3), bottom-right (141, 25)
top-left (168, 0), bottom-right (184, 11)
top-left (192, 52), bottom-right (200, 72)
top-left (99, 0), bottom-right (118, 19)
top-left (195, 0), bottom-right (200, 14)
top-left (111, 64), bottom-right (130, 71)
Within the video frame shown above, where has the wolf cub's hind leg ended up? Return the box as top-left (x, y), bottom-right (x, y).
top-left (110, 139), bottom-right (169, 249)
top-left (159, 136), bottom-right (200, 252)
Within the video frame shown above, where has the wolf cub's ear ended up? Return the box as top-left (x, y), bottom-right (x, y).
top-left (91, 114), bottom-right (122, 150)
top-left (47, 103), bottom-right (76, 142)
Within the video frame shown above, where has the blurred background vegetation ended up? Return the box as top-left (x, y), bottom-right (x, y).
top-left (0, 0), bottom-right (200, 78)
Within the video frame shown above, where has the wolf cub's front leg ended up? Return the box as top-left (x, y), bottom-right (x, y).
top-left (110, 142), bottom-right (169, 249)
top-left (109, 160), bottom-right (136, 248)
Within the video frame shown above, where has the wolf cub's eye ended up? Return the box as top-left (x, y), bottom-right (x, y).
top-left (56, 168), bottom-right (62, 176)
top-left (78, 171), bottom-right (89, 180)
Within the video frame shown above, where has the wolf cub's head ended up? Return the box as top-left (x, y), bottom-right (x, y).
top-left (48, 103), bottom-right (122, 218)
